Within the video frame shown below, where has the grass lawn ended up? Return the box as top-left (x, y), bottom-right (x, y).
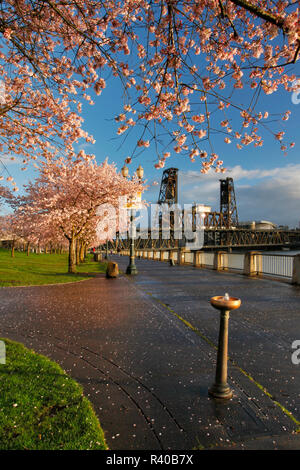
top-left (0, 249), bottom-right (107, 286)
top-left (0, 338), bottom-right (107, 450)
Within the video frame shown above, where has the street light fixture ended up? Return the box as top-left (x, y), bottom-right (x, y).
top-left (121, 164), bottom-right (144, 275)
top-left (121, 165), bottom-right (129, 178)
top-left (136, 164), bottom-right (144, 180)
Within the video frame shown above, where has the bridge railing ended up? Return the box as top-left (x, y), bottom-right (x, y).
top-left (261, 254), bottom-right (294, 278)
top-left (227, 253), bottom-right (245, 271)
top-left (200, 251), bottom-right (294, 279)
top-left (112, 248), bottom-right (300, 283)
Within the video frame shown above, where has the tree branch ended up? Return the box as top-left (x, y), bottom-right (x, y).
top-left (229, 0), bottom-right (286, 32)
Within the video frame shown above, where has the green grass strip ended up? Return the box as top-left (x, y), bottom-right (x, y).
top-left (0, 338), bottom-right (108, 450)
top-left (0, 249), bottom-right (107, 286)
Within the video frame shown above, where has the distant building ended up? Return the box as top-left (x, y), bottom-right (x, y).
top-left (239, 220), bottom-right (277, 230)
top-left (192, 204), bottom-right (211, 215)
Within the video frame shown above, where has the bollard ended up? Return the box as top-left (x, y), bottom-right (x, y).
top-left (106, 261), bottom-right (119, 278)
top-left (94, 253), bottom-right (102, 262)
top-left (213, 251), bottom-right (228, 271)
top-left (178, 248), bottom-right (185, 265)
top-left (292, 254), bottom-right (300, 285)
top-left (194, 251), bottom-right (204, 268)
top-left (209, 293), bottom-right (241, 399)
top-left (169, 251), bottom-right (175, 266)
top-left (243, 251), bottom-right (262, 277)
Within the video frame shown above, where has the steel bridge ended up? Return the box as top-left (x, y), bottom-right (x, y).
top-left (101, 228), bottom-right (300, 252)
top-left (100, 169), bottom-right (300, 252)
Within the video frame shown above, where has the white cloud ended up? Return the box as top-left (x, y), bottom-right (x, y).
top-left (178, 164), bottom-right (300, 228)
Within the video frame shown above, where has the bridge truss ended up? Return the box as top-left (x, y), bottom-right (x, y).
top-left (101, 168), bottom-right (300, 252)
top-left (102, 228), bottom-right (300, 251)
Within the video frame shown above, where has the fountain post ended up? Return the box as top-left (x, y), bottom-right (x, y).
top-left (209, 293), bottom-right (241, 399)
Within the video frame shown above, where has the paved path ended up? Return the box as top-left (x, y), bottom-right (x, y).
top-left (1, 256), bottom-right (300, 450)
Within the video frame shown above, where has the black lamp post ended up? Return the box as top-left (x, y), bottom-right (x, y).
top-left (121, 164), bottom-right (144, 275)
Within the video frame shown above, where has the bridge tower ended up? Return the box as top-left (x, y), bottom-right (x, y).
top-left (157, 168), bottom-right (178, 205)
top-left (157, 168), bottom-right (179, 246)
top-left (219, 177), bottom-right (239, 228)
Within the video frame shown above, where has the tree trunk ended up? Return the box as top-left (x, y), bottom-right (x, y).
top-left (68, 237), bottom-right (77, 273)
top-left (76, 239), bottom-right (80, 265)
top-left (11, 240), bottom-right (15, 258)
top-left (79, 241), bottom-right (85, 263)
top-left (27, 242), bottom-right (30, 256)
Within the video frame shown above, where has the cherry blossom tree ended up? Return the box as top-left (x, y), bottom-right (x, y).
top-left (0, 184), bottom-right (14, 207)
top-left (0, 1), bottom-right (298, 175)
top-left (0, 186), bottom-right (18, 254)
top-left (15, 157), bottom-right (143, 273)
top-left (110, 0), bottom-right (299, 171)
top-left (0, 1), bottom-right (97, 168)
top-left (76, 221), bottom-right (100, 264)
top-left (0, 213), bottom-right (25, 256)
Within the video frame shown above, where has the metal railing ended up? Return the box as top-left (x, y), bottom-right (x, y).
top-left (261, 254), bottom-right (293, 278)
top-left (184, 252), bottom-right (193, 264)
top-left (121, 249), bottom-right (297, 282)
top-left (204, 253), bottom-right (214, 267)
top-left (227, 253), bottom-right (244, 271)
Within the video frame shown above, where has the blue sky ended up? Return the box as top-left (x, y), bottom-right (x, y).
top-left (81, 75), bottom-right (300, 227)
top-left (79, 75), bottom-right (300, 171)
top-left (2, 70), bottom-right (300, 227)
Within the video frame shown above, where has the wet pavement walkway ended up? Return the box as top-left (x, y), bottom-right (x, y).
top-left (0, 255), bottom-right (300, 450)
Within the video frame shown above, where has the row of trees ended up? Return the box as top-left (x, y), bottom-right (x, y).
top-left (0, 157), bottom-right (143, 273)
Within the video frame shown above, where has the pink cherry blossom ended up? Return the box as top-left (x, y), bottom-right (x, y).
top-left (0, 0), bottom-right (297, 175)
